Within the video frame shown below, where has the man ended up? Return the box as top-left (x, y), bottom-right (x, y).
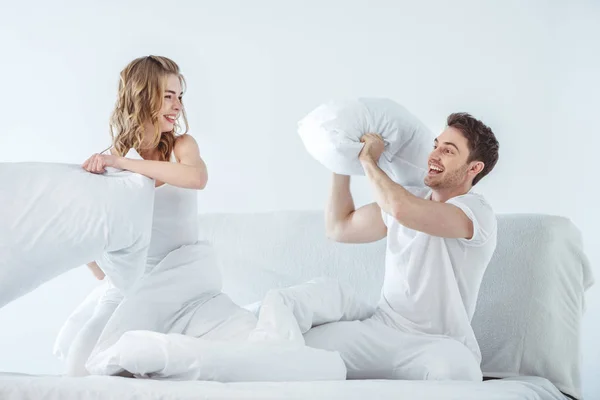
top-left (304, 112), bottom-right (500, 381)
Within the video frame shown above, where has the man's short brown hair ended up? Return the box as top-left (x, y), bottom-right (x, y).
top-left (447, 113), bottom-right (499, 186)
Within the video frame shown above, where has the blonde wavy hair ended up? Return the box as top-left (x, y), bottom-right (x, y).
top-left (109, 55), bottom-right (189, 161)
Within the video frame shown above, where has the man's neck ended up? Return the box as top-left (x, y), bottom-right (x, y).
top-left (430, 184), bottom-right (472, 203)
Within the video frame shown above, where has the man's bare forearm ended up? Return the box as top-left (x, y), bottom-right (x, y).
top-left (326, 174), bottom-right (355, 235)
top-left (360, 158), bottom-right (473, 239)
top-left (360, 158), bottom-right (412, 217)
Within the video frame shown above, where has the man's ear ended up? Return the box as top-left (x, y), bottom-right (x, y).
top-left (470, 161), bottom-right (484, 177)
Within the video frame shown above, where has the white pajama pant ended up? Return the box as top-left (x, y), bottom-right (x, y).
top-left (59, 288), bottom-right (256, 376)
top-left (255, 278), bottom-right (482, 382)
top-left (304, 314), bottom-right (482, 381)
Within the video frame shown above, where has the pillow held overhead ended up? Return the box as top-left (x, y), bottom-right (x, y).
top-left (298, 97), bottom-right (434, 187)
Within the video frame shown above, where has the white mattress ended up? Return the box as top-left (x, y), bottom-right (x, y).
top-left (0, 373), bottom-right (567, 400)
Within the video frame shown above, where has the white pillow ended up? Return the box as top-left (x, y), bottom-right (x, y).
top-left (471, 214), bottom-right (594, 400)
top-left (297, 97), bottom-right (434, 186)
top-left (0, 150), bottom-right (154, 308)
top-left (87, 330), bottom-right (347, 382)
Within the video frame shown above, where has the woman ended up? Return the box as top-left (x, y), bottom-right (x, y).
top-left (59, 55), bottom-right (256, 376)
top-left (83, 55), bottom-right (206, 279)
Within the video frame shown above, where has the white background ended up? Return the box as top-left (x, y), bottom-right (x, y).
top-left (0, 0), bottom-right (598, 398)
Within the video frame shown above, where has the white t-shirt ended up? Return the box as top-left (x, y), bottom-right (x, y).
top-left (379, 186), bottom-right (497, 363)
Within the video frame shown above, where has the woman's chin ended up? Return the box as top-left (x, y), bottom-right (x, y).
top-left (159, 123), bottom-right (174, 133)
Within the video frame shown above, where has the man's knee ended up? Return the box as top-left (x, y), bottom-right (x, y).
top-left (425, 358), bottom-right (481, 381)
top-left (423, 341), bottom-right (482, 382)
top-left (304, 320), bottom-right (360, 350)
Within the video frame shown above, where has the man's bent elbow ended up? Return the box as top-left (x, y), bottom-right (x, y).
top-left (325, 224), bottom-right (338, 241)
top-left (325, 223), bottom-right (345, 242)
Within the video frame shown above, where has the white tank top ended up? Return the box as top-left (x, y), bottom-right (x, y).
top-left (146, 153), bottom-right (199, 266)
top-left (146, 182), bottom-right (199, 265)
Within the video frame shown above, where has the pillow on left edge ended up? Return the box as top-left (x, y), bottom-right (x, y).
top-left (0, 149), bottom-right (155, 308)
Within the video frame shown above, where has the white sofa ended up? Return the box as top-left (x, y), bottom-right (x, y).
top-left (0, 211), bottom-right (593, 400)
top-left (198, 210), bottom-right (593, 400)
